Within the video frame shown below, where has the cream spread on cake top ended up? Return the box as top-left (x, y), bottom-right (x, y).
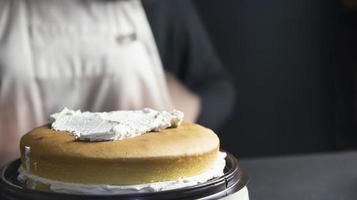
top-left (50, 108), bottom-right (184, 141)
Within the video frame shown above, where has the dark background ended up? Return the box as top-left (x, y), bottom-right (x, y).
top-left (193, 0), bottom-right (357, 158)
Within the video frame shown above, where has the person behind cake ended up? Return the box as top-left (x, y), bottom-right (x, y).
top-left (0, 0), bottom-right (235, 166)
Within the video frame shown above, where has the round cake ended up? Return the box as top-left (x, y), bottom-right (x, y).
top-left (20, 123), bottom-right (219, 185)
top-left (18, 108), bottom-right (224, 194)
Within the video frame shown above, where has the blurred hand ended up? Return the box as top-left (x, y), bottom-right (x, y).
top-left (165, 72), bottom-right (201, 122)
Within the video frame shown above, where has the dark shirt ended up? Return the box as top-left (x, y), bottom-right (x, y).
top-left (143, 0), bottom-right (235, 130)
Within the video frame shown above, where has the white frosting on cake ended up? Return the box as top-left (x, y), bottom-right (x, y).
top-left (24, 146), bottom-right (31, 172)
top-left (18, 152), bottom-right (226, 194)
top-left (50, 108), bottom-right (184, 141)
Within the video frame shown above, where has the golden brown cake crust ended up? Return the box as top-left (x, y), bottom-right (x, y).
top-left (20, 123), bottom-right (220, 185)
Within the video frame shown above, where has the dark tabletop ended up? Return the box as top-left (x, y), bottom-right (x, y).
top-left (239, 151), bottom-right (357, 200)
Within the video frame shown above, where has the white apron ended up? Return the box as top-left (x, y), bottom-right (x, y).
top-left (0, 0), bottom-right (172, 164)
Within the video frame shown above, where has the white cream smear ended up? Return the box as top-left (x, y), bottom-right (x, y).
top-left (50, 108), bottom-right (184, 141)
top-left (18, 152), bottom-right (226, 194)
